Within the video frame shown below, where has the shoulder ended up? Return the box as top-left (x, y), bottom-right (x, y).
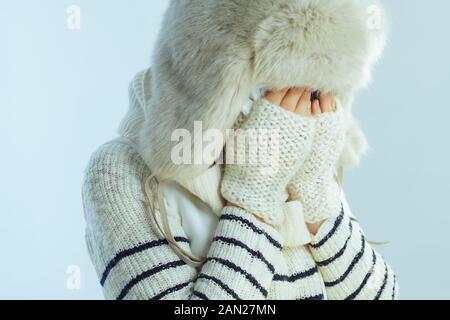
top-left (87, 139), bottom-right (147, 172)
top-left (82, 139), bottom-right (151, 205)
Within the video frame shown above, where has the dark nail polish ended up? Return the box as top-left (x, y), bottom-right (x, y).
top-left (311, 90), bottom-right (321, 102)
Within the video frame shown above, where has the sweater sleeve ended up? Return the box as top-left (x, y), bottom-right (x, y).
top-left (82, 141), bottom-right (283, 300)
top-left (308, 207), bottom-right (399, 300)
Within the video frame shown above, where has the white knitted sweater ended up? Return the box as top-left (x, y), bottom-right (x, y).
top-left (82, 67), bottom-right (399, 300)
top-left (82, 69), bottom-right (399, 299)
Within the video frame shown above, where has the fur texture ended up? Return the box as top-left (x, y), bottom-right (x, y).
top-left (137, 0), bottom-right (387, 181)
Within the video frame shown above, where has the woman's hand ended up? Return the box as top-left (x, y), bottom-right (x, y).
top-left (221, 88), bottom-right (320, 226)
top-left (283, 88), bottom-right (345, 234)
top-left (222, 87), bottom-right (338, 228)
top-left (265, 87), bottom-right (336, 116)
top-left (265, 88), bottom-right (339, 233)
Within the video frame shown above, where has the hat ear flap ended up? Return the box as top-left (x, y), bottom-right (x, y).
top-left (139, 49), bottom-right (253, 181)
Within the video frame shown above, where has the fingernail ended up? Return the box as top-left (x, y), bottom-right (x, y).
top-left (311, 90), bottom-right (320, 102)
top-left (312, 100), bottom-right (320, 114)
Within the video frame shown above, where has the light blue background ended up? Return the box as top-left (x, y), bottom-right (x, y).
top-left (1, 1), bottom-right (449, 299)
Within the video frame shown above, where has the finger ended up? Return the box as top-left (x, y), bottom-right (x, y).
top-left (292, 87), bottom-right (307, 114)
top-left (265, 88), bottom-right (289, 106)
top-left (295, 89), bottom-right (312, 116)
top-left (311, 90), bottom-right (321, 102)
top-left (312, 99), bottom-right (322, 115)
top-left (319, 92), bottom-right (335, 113)
top-left (280, 87), bottom-right (303, 112)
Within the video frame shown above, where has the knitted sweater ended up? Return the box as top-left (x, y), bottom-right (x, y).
top-left (82, 139), bottom-right (399, 300)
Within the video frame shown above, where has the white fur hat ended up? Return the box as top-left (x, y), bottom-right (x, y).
top-left (138, 0), bottom-right (387, 181)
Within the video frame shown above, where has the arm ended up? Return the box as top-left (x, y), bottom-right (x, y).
top-left (285, 91), bottom-right (399, 300)
top-left (308, 208), bottom-right (399, 300)
top-left (82, 141), bottom-right (283, 300)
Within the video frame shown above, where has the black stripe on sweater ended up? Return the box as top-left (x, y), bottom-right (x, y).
top-left (273, 266), bottom-right (318, 282)
top-left (220, 214), bottom-right (282, 250)
top-left (324, 233), bottom-right (366, 287)
top-left (101, 236), bottom-right (189, 285)
top-left (297, 293), bottom-right (325, 300)
top-left (193, 291), bottom-right (209, 300)
top-left (150, 281), bottom-right (191, 300)
top-left (316, 222), bottom-right (353, 267)
top-left (392, 275), bottom-right (397, 300)
top-left (374, 262), bottom-right (389, 300)
top-left (213, 236), bottom-right (275, 273)
top-left (197, 274), bottom-right (241, 300)
top-left (117, 260), bottom-right (186, 300)
top-left (345, 249), bottom-right (377, 300)
top-left (206, 257), bottom-right (268, 297)
top-left (309, 207), bottom-right (345, 249)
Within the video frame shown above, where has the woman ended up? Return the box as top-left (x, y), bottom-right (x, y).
top-left (82, 0), bottom-right (398, 300)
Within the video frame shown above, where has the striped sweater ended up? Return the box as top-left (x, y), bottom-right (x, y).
top-left (82, 140), bottom-right (399, 300)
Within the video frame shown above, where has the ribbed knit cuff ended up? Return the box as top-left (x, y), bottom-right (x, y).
top-left (308, 210), bottom-right (398, 300)
top-left (195, 206), bottom-right (283, 300)
top-left (309, 208), bottom-right (351, 260)
top-left (217, 206), bottom-right (283, 254)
